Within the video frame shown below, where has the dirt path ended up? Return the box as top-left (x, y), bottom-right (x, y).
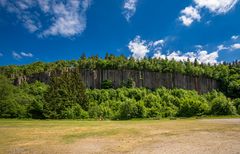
top-left (132, 130), bottom-right (240, 154)
top-left (74, 119), bottom-right (240, 154)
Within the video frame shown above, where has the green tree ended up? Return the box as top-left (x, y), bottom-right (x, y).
top-left (44, 70), bottom-right (87, 118)
top-left (0, 75), bottom-right (28, 118)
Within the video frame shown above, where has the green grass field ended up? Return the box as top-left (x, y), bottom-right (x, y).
top-left (0, 118), bottom-right (240, 154)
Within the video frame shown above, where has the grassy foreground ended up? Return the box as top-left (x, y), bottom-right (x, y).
top-left (0, 118), bottom-right (240, 154)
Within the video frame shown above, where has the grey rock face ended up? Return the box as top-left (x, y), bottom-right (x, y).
top-left (14, 69), bottom-right (218, 93)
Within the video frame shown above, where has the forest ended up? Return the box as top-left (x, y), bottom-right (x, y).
top-left (0, 55), bottom-right (240, 119)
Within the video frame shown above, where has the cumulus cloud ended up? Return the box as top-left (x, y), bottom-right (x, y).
top-left (179, 6), bottom-right (201, 26)
top-left (153, 51), bottom-right (166, 59)
top-left (123, 0), bottom-right (138, 22)
top-left (128, 36), bottom-right (218, 64)
top-left (194, 0), bottom-right (239, 14)
top-left (179, 0), bottom-right (239, 26)
top-left (153, 50), bottom-right (219, 65)
top-left (128, 36), bottom-right (165, 59)
top-left (231, 43), bottom-right (240, 50)
top-left (153, 51), bottom-right (194, 62)
top-left (128, 36), bottom-right (149, 59)
top-left (0, 0), bottom-right (91, 37)
top-left (20, 52), bottom-right (33, 57)
top-left (168, 51), bottom-right (192, 62)
top-left (197, 50), bottom-right (218, 64)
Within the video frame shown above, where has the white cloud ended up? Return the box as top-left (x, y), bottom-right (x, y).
top-left (197, 50), bottom-right (218, 64)
top-left (168, 51), bottom-right (191, 62)
top-left (12, 52), bottom-right (22, 60)
top-left (179, 16), bottom-right (194, 27)
top-left (42, 0), bottom-right (91, 37)
top-left (0, 0), bottom-right (91, 37)
top-left (149, 39), bottom-right (165, 53)
top-left (20, 52), bottom-right (33, 57)
top-left (179, 0), bottom-right (239, 26)
top-left (37, 0), bottom-right (50, 13)
top-left (128, 35), bottom-right (149, 59)
top-left (217, 44), bottom-right (229, 51)
top-left (153, 51), bottom-right (166, 59)
top-left (128, 36), bottom-right (218, 64)
top-left (231, 43), bottom-right (240, 50)
top-left (0, 52), bottom-right (3, 57)
top-left (153, 40), bottom-right (165, 46)
top-left (128, 36), bottom-right (165, 59)
top-left (231, 35), bottom-right (239, 40)
top-left (23, 17), bottom-right (40, 33)
top-left (16, 0), bottom-right (35, 10)
top-left (0, 0), bottom-right (41, 33)
top-left (195, 45), bottom-right (203, 49)
top-left (194, 0), bottom-right (239, 14)
top-left (123, 0), bottom-right (138, 22)
top-left (159, 51), bottom-right (197, 63)
top-left (153, 50), bottom-right (218, 65)
top-left (179, 6), bottom-right (201, 26)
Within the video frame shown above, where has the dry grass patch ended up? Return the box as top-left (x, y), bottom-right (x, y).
top-left (0, 118), bottom-right (240, 154)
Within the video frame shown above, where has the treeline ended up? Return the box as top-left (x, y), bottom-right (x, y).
top-left (0, 55), bottom-right (239, 98)
top-left (0, 54), bottom-right (234, 78)
top-left (0, 73), bottom-right (239, 120)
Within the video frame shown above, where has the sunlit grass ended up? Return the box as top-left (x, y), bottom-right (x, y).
top-left (0, 117), bottom-right (240, 154)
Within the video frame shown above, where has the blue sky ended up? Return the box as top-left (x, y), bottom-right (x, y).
top-left (0, 0), bottom-right (240, 66)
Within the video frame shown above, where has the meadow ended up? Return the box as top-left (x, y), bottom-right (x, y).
top-left (0, 118), bottom-right (240, 154)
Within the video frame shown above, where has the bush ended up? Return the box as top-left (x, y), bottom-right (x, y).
top-left (101, 80), bottom-right (113, 89)
top-left (118, 99), bottom-right (146, 119)
top-left (88, 102), bottom-right (113, 119)
top-left (233, 98), bottom-right (240, 115)
top-left (177, 98), bottom-right (209, 117)
top-left (121, 78), bottom-right (135, 88)
top-left (61, 104), bottom-right (89, 119)
top-left (211, 96), bottom-right (236, 115)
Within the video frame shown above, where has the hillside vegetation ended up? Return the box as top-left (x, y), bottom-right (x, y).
top-left (0, 55), bottom-right (240, 119)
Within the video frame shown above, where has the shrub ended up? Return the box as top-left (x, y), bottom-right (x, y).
top-left (121, 78), bottom-right (135, 88)
top-left (177, 98), bottom-right (209, 117)
top-left (101, 80), bottom-right (113, 89)
top-left (210, 96), bottom-right (236, 115)
top-left (61, 104), bottom-right (89, 119)
top-left (233, 98), bottom-right (240, 115)
top-left (88, 102), bottom-right (113, 119)
top-left (118, 99), bottom-right (146, 119)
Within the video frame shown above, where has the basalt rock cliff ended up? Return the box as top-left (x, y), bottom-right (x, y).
top-left (14, 69), bottom-right (218, 93)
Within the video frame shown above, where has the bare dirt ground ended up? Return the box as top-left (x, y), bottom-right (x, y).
top-left (0, 118), bottom-right (240, 154)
